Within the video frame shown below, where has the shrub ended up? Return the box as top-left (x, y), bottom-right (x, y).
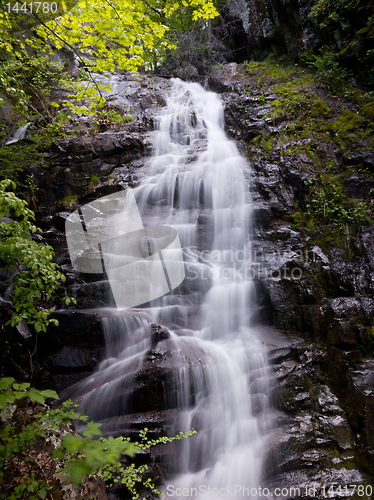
top-left (305, 177), bottom-right (374, 229)
top-left (0, 377), bottom-right (195, 500)
top-left (310, 0), bottom-right (360, 26)
top-left (0, 55), bottom-right (63, 120)
top-left (307, 48), bottom-right (351, 93)
top-left (0, 180), bottom-right (73, 332)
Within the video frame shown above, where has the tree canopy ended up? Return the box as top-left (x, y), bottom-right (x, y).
top-left (0, 0), bottom-right (219, 72)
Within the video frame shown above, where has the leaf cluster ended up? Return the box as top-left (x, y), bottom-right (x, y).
top-left (97, 427), bottom-right (196, 498)
top-left (54, 422), bottom-right (139, 486)
top-left (0, 377), bottom-right (60, 500)
top-left (0, 377), bottom-right (125, 499)
top-left (1, 0), bottom-right (218, 76)
top-left (0, 54), bottom-right (66, 121)
top-left (1, 0), bottom-right (220, 120)
top-left (0, 180), bottom-right (74, 332)
top-left (91, 106), bottom-right (134, 132)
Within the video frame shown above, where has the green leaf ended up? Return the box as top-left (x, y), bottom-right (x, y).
top-left (0, 378), bottom-right (14, 391)
top-left (13, 382), bottom-right (30, 391)
top-left (39, 389), bottom-right (59, 400)
top-left (52, 448), bottom-right (65, 461)
top-left (61, 434), bottom-right (82, 454)
top-left (0, 391), bottom-right (20, 409)
top-left (0, 181), bottom-right (67, 332)
top-left (29, 387), bottom-right (47, 404)
top-left (64, 460), bottom-right (92, 486)
top-left (82, 421), bottom-right (102, 438)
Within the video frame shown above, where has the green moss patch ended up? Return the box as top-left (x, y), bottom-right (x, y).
top-left (243, 59), bottom-right (374, 256)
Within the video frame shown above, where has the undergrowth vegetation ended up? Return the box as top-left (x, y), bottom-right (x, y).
top-left (0, 377), bottom-right (195, 499)
top-left (309, 0), bottom-right (374, 84)
top-left (0, 56), bottom-right (63, 122)
top-left (304, 177), bottom-right (374, 248)
top-left (301, 47), bottom-right (352, 93)
top-left (0, 122), bottom-right (64, 184)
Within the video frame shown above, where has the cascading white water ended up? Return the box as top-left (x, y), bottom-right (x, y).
top-left (65, 79), bottom-right (273, 498)
top-left (138, 80), bottom-right (272, 498)
top-left (4, 122), bottom-right (33, 145)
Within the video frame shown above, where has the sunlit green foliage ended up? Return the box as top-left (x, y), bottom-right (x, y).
top-left (0, 0), bottom-right (219, 73)
top-left (0, 0), bottom-right (219, 118)
top-left (98, 427), bottom-right (196, 498)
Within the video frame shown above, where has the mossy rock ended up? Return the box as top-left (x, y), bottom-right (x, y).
top-left (361, 102), bottom-right (374, 121)
top-left (290, 211), bottom-right (304, 229)
top-left (313, 97), bottom-right (333, 118)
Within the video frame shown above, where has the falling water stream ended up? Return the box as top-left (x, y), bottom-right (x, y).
top-left (65, 79), bottom-right (273, 498)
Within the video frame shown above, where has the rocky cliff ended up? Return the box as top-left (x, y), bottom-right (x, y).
top-left (215, 0), bottom-right (373, 86)
top-left (1, 64), bottom-right (374, 497)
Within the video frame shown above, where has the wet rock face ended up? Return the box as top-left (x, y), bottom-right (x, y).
top-left (0, 298), bottom-right (33, 382)
top-left (222, 0), bottom-right (318, 59)
top-left (37, 310), bottom-right (104, 392)
top-left (0, 92), bottom-right (17, 124)
top-left (222, 0), bottom-right (278, 60)
top-left (39, 131), bottom-right (146, 205)
top-left (221, 0), bottom-right (359, 61)
top-left (323, 349), bottom-right (374, 474)
top-left (208, 63), bottom-right (248, 94)
top-left (265, 334), bottom-right (371, 495)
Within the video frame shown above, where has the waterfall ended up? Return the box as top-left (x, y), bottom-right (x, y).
top-left (4, 122), bottom-right (32, 145)
top-left (64, 79), bottom-right (273, 498)
top-left (141, 80), bottom-right (271, 498)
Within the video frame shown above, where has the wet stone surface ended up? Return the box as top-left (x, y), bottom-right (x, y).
top-left (263, 332), bottom-right (371, 498)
